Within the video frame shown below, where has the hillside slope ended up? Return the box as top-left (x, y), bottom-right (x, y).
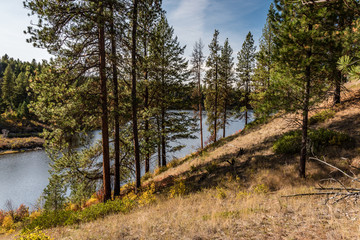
top-left (3, 82), bottom-right (360, 240)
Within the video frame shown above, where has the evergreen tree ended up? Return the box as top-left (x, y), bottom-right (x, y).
top-left (338, 15), bottom-right (360, 80)
top-left (130, 0), bottom-right (141, 191)
top-left (236, 32), bottom-right (256, 125)
top-left (191, 39), bottom-right (205, 149)
top-left (24, 0), bottom-right (127, 201)
top-left (43, 174), bottom-right (67, 211)
top-left (137, 0), bottom-right (163, 173)
top-left (271, 0), bottom-right (330, 178)
top-left (2, 65), bottom-right (15, 110)
top-left (251, 4), bottom-right (276, 118)
top-left (219, 38), bottom-right (234, 137)
top-left (324, 1), bottom-right (358, 104)
top-left (204, 30), bottom-right (222, 142)
top-left (149, 16), bottom-right (193, 166)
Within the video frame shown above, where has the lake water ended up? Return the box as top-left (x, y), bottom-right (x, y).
top-left (0, 111), bottom-right (252, 210)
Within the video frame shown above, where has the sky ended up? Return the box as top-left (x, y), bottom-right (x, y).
top-left (0, 0), bottom-right (273, 62)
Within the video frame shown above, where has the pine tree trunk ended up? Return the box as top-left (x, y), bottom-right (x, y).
top-left (144, 39), bottom-right (150, 173)
top-left (145, 85), bottom-right (150, 173)
top-left (198, 67), bottom-right (203, 149)
top-left (98, 3), bottom-right (111, 202)
top-left (131, 0), bottom-right (141, 191)
top-left (245, 110), bottom-right (248, 125)
top-left (300, 24), bottom-right (312, 179)
top-left (223, 100), bottom-right (227, 138)
top-left (111, 7), bottom-right (121, 197)
top-left (157, 116), bottom-right (161, 168)
top-left (214, 63), bottom-right (218, 142)
top-left (245, 81), bottom-right (249, 126)
top-left (334, 71), bottom-right (341, 104)
top-left (300, 73), bottom-right (310, 178)
top-left (161, 107), bottom-right (166, 167)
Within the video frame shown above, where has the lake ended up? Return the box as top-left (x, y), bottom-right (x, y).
top-left (0, 111), bottom-right (253, 210)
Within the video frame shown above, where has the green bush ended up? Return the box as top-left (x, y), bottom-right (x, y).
top-left (25, 197), bottom-right (135, 230)
top-left (273, 128), bottom-right (355, 154)
top-left (273, 130), bottom-right (302, 154)
top-left (309, 128), bottom-right (355, 151)
top-left (26, 210), bottom-right (73, 230)
top-left (205, 162), bottom-right (218, 174)
top-left (309, 109), bottom-right (335, 125)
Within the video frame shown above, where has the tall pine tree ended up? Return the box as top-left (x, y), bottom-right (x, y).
top-left (205, 30), bottom-right (222, 143)
top-left (236, 32), bottom-right (256, 125)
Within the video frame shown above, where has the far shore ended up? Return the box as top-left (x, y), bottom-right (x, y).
top-left (0, 136), bottom-right (44, 155)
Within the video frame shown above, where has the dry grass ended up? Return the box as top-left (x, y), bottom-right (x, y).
top-left (2, 82), bottom-right (360, 239)
top-left (39, 178), bottom-right (360, 240)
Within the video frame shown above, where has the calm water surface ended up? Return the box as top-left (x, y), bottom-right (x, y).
top-left (0, 111), bottom-right (252, 209)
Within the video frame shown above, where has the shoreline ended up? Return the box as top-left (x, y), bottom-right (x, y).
top-left (0, 146), bottom-right (44, 156)
top-left (0, 136), bottom-right (44, 155)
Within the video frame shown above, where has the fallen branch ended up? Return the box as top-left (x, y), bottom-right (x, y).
top-left (315, 187), bottom-right (360, 191)
top-left (309, 157), bottom-right (360, 183)
top-left (282, 157), bottom-right (360, 203)
top-left (282, 192), bottom-right (348, 197)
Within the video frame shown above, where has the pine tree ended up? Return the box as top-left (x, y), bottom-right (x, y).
top-left (149, 16), bottom-right (192, 166)
top-left (204, 30), bottom-right (222, 143)
top-left (137, 0), bottom-right (163, 173)
top-left (251, 4), bottom-right (276, 119)
top-left (191, 39), bottom-right (205, 149)
top-left (236, 32), bottom-right (256, 125)
top-left (24, 0), bottom-right (127, 201)
top-left (219, 38), bottom-right (234, 137)
top-left (271, 0), bottom-right (330, 178)
top-left (338, 18), bottom-right (360, 80)
top-left (2, 65), bottom-right (15, 110)
top-left (130, 0), bottom-right (142, 191)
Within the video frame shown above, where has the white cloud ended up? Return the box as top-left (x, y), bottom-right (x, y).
top-left (164, 0), bottom-right (271, 61)
top-left (165, 0), bottom-right (209, 57)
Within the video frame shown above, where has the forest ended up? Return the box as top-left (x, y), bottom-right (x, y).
top-left (1, 0), bottom-right (360, 238)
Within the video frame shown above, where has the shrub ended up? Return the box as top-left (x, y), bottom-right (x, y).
top-left (309, 128), bottom-right (355, 151)
top-left (168, 158), bottom-right (181, 168)
top-left (0, 210), bottom-right (5, 225)
top-left (253, 184), bottom-right (269, 194)
top-left (273, 128), bottom-right (355, 154)
top-left (169, 179), bottom-right (187, 198)
top-left (141, 172), bottom-right (153, 182)
top-left (26, 210), bottom-right (73, 230)
top-left (29, 211), bottom-right (41, 221)
top-left (190, 165), bottom-right (198, 173)
top-left (154, 166), bottom-right (168, 175)
top-left (205, 162), bottom-right (218, 174)
top-left (84, 195), bottom-right (99, 208)
top-left (16, 227), bottom-right (53, 240)
top-left (216, 187), bottom-right (227, 199)
top-left (309, 109), bottom-right (335, 125)
top-left (15, 204), bottom-right (30, 222)
top-left (26, 197), bottom-right (136, 230)
top-left (2, 215), bottom-right (15, 231)
top-left (273, 130), bottom-right (302, 154)
top-left (138, 183), bottom-right (156, 206)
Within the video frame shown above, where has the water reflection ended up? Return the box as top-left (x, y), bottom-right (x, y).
top-left (0, 111), bottom-right (253, 209)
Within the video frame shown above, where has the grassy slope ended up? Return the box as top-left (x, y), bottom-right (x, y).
top-left (3, 82), bottom-right (360, 239)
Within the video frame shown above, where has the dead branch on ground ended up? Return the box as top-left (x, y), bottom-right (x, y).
top-left (282, 157), bottom-right (360, 204)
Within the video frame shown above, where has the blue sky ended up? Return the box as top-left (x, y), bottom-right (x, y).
top-left (0, 0), bottom-right (273, 62)
top-left (164, 0), bottom-right (273, 59)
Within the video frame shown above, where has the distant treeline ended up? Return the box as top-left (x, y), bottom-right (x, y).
top-left (0, 55), bottom-right (42, 117)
